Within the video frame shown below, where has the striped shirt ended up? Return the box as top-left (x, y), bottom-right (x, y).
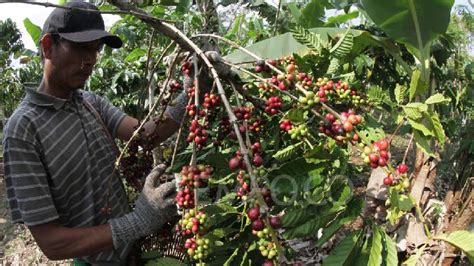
top-left (3, 88), bottom-right (132, 264)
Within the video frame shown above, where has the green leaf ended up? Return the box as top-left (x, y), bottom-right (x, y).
top-left (360, 0), bottom-right (454, 55)
top-left (407, 118), bottom-right (435, 137)
top-left (409, 69), bottom-right (428, 101)
top-left (394, 84), bottom-right (407, 105)
top-left (282, 216), bottom-right (322, 239)
top-left (268, 158), bottom-right (323, 197)
top-left (403, 244), bottom-right (426, 266)
top-left (224, 246), bottom-right (241, 266)
top-left (358, 116), bottom-right (386, 143)
top-left (125, 48), bottom-right (146, 62)
top-left (157, 0), bottom-right (181, 6)
top-left (202, 203), bottom-right (237, 215)
top-left (209, 172), bottom-right (235, 185)
top-left (367, 86), bottom-right (391, 105)
top-left (325, 11), bottom-right (359, 27)
top-left (425, 93), bottom-right (451, 105)
top-left (304, 144), bottom-right (337, 164)
top-left (327, 58), bottom-right (340, 75)
top-left (354, 235), bottom-right (371, 266)
top-left (368, 226), bottom-right (383, 266)
top-left (434, 231), bottom-right (474, 262)
top-left (402, 102), bottom-right (428, 120)
top-left (273, 142), bottom-right (303, 161)
top-left (145, 256), bottom-right (185, 265)
top-left (209, 227), bottom-right (240, 239)
top-left (226, 14), bottom-right (243, 38)
top-left (381, 230), bottom-right (398, 266)
top-left (284, 109), bottom-right (307, 123)
top-left (290, 26), bottom-right (322, 53)
top-left (23, 18), bottom-right (41, 47)
top-left (287, 2), bottom-right (302, 21)
top-left (430, 112), bottom-right (446, 144)
top-left (413, 129), bottom-right (434, 156)
top-left (299, 0), bottom-right (326, 28)
top-left (398, 195), bottom-right (415, 211)
top-left (225, 28), bottom-right (370, 63)
top-left (316, 199), bottom-right (363, 247)
top-left (58, 0), bottom-right (67, 5)
top-left (322, 229), bottom-right (362, 265)
top-left (282, 206), bottom-right (315, 227)
top-left (330, 30), bottom-right (354, 58)
top-left (141, 250), bottom-right (162, 260)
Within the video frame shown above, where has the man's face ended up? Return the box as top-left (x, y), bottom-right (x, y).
top-left (50, 37), bottom-right (103, 90)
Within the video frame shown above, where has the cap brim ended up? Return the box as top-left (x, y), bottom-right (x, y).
top-left (59, 30), bottom-right (122, 49)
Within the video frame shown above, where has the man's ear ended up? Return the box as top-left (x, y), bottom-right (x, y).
top-left (40, 34), bottom-right (55, 60)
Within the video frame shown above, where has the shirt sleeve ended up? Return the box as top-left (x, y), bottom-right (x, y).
top-left (83, 92), bottom-right (127, 138)
top-left (3, 137), bottom-right (59, 226)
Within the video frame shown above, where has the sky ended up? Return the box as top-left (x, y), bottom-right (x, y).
top-left (0, 0), bottom-right (473, 52)
top-left (0, 0), bottom-right (120, 51)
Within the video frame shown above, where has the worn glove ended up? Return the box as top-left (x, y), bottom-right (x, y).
top-left (165, 51), bottom-right (233, 123)
top-left (203, 51), bottom-right (232, 77)
top-left (109, 164), bottom-right (177, 248)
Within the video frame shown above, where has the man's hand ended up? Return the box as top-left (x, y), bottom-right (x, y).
top-left (135, 164), bottom-right (177, 227)
top-left (203, 51), bottom-right (232, 77)
top-left (109, 164), bottom-right (177, 248)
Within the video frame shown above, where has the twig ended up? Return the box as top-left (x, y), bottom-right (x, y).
top-left (190, 54), bottom-right (200, 166)
top-left (194, 33), bottom-right (341, 120)
top-left (109, 0), bottom-right (195, 51)
top-left (388, 119), bottom-right (405, 145)
top-left (403, 133), bottom-right (414, 164)
top-left (114, 50), bottom-right (181, 169)
top-left (170, 97), bottom-right (192, 169)
top-left (144, 29), bottom-right (157, 82)
top-left (173, 31), bottom-right (287, 262)
top-left (145, 42), bottom-right (175, 108)
top-left (191, 53), bottom-right (200, 214)
top-left (273, 0), bottom-right (282, 36)
top-left (2, 0), bottom-right (176, 23)
top-left (230, 80), bottom-right (266, 111)
top-left (222, 60), bottom-right (325, 120)
top-left (231, 84), bottom-right (252, 149)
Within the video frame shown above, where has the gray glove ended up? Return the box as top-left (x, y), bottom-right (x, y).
top-left (165, 51), bottom-right (232, 123)
top-left (204, 51), bottom-right (232, 77)
top-left (109, 164), bottom-right (177, 248)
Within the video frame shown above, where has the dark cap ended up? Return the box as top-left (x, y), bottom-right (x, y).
top-left (41, 1), bottom-right (122, 48)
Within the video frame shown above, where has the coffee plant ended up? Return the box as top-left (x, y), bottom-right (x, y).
top-left (4, 0), bottom-right (473, 265)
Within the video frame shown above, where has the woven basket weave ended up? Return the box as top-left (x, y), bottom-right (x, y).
top-left (138, 222), bottom-right (186, 261)
top-left (135, 173), bottom-right (187, 263)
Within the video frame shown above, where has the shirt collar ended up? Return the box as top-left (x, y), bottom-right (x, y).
top-left (25, 87), bottom-right (84, 110)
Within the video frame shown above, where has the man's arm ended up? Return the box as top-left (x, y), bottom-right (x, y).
top-left (115, 115), bottom-right (180, 143)
top-left (28, 166), bottom-right (177, 261)
top-left (29, 221), bottom-right (113, 260)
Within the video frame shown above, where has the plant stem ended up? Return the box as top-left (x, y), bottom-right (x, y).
top-left (169, 34), bottom-right (287, 261)
top-left (170, 97), bottom-right (192, 169)
top-left (192, 53), bottom-right (200, 214)
top-left (388, 119), bottom-right (405, 145)
top-left (403, 133), bottom-right (415, 164)
top-left (4, 0), bottom-right (177, 23)
top-left (196, 33), bottom-right (342, 120)
top-left (273, 0), bottom-right (282, 36)
top-left (222, 60), bottom-right (325, 120)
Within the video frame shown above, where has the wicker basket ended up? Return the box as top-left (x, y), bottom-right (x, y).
top-left (133, 173), bottom-right (187, 264)
top-left (138, 222), bottom-right (187, 262)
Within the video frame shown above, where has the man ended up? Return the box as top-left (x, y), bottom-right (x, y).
top-left (2, 1), bottom-right (190, 264)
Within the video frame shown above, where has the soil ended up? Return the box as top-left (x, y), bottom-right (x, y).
top-left (0, 161), bottom-right (71, 265)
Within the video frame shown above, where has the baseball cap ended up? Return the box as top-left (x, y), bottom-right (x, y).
top-left (40, 1), bottom-right (122, 48)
